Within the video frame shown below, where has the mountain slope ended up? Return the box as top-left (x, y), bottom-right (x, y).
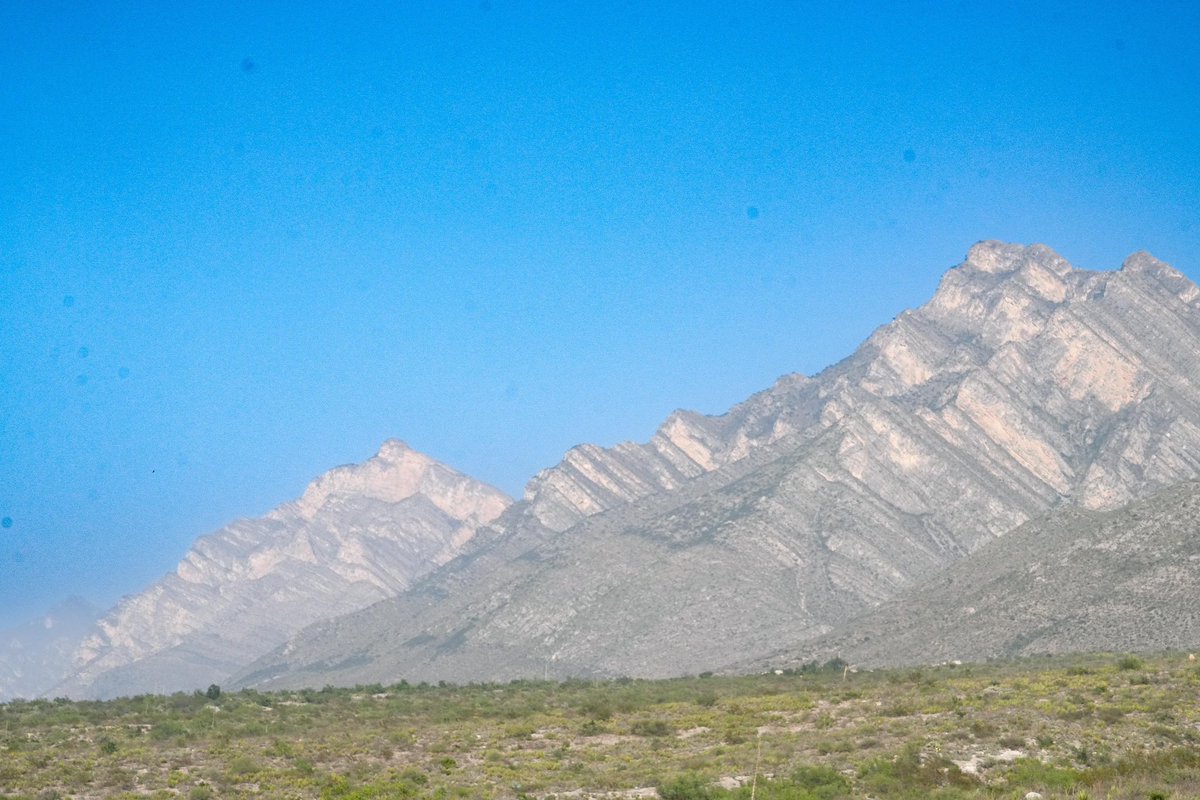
top-left (755, 480), bottom-right (1200, 669)
top-left (233, 242), bottom-right (1200, 690)
top-left (58, 441), bottom-right (510, 698)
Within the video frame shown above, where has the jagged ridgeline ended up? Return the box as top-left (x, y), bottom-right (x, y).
top-left (37, 241), bottom-right (1200, 699)
top-left (228, 241), bottom-right (1200, 691)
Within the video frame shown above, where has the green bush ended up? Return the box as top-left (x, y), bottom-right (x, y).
top-left (1004, 758), bottom-right (1084, 791)
top-left (658, 773), bottom-right (723, 800)
top-left (631, 718), bottom-right (674, 737)
top-left (784, 765), bottom-right (853, 799)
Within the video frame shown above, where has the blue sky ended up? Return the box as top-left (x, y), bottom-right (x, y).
top-left (1, 0), bottom-right (1198, 628)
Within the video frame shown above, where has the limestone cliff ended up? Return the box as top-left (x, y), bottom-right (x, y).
top-left (57, 441), bottom-right (510, 698)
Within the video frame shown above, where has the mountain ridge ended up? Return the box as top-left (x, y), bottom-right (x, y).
top-left (230, 241), bottom-right (1200, 692)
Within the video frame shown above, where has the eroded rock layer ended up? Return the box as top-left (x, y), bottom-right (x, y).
top-left (755, 480), bottom-right (1200, 669)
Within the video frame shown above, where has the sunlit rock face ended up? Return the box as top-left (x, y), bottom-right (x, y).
top-left (56, 442), bottom-right (510, 698)
top-left (231, 243), bottom-right (1200, 691)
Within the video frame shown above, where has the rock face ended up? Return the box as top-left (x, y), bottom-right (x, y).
top-left (0, 598), bottom-right (99, 701)
top-left (756, 480), bottom-right (1200, 669)
top-left (57, 441), bottom-right (510, 698)
top-left (232, 242), bottom-right (1200, 690)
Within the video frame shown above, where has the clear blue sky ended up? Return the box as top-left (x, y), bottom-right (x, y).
top-left (2, 1), bottom-right (1198, 628)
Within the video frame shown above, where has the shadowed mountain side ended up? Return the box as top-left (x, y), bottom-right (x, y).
top-left (232, 242), bottom-right (1200, 690)
top-left (753, 481), bottom-right (1200, 670)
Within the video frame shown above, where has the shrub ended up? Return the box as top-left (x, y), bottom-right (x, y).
top-left (579, 696), bottom-right (613, 721)
top-left (1004, 758), bottom-right (1083, 791)
top-left (631, 719), bottom-right (674, 737)
top-left (226, 755), bottom-right (258, 777)
top-left (781, 765), bottom-right (852, 799)
top-left (658, 773), bottom-right (721, 800)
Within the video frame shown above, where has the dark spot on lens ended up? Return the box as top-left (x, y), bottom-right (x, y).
top-left (63, 295), bottom-right (75, 307)
top-left (241, 57), bottom-right (257, 73)
top-left (118, 367), bottom-right (131, 379)
top-left (78, 346), bottom-right (89, 358)
top-left (747, 206), bottom-right (760, 219)
top-left (903, 149), bottom-right (917, 163)
top-left (1, 517), bottom-right (11, 529)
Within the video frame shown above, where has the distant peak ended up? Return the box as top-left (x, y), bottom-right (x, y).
top-left (964, 240), bottom-right (1029, 273)
top-left (963, 241), bottom-right (1071, 277)
top-left (1121, 250), bottom-right (1169, 274)
top-left (276, 440), bottom-right (510, 524)
top-left (375, 439), bottom-right (417, 461)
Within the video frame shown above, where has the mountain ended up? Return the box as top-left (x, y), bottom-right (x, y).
top-left (754, 480), bottom-right (1200, 669)
top-left (231, 242), bottom-right (1200, 690)
top-left (0, 598), bottom-right (100, 701)
top-left (56, 441), bottom-right (510, 699)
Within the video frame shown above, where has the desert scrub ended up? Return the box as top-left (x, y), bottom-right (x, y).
top-left (6, 653), bottom-right (1200, 798)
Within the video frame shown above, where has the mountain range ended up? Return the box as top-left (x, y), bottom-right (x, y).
top-left (7, 241), bottom-right (1200, 701)
top-left (227, 241), bottom-right (1200, 691)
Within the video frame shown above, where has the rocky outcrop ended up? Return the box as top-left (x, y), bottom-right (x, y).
top-left (520, 373), bottom-right (820, 532)
top-left (755, 480), bottom-right (1200, 669)
top-left (232, 242), bottom-right (1200, 690)
top-left (56, 442), bottom-right (510, 698)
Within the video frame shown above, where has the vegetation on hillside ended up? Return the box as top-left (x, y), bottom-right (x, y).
top-left (2, 653), bottom-right (1199, 799)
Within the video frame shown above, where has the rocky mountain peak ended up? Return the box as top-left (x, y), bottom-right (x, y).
top-left (56, 442), bottom-right (512, 698)
top-left (280, 440), bottom-right (509, 525)
top-left (1122, 250), bottom-right (1169, 274)
top-left (375, 437), bottom-right (416, 460)
top-left (964, 240), bottom-right (1073, 277)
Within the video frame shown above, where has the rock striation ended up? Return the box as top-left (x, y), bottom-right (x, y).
top-left (755, 480), bottom-right (1200, 669)
top-left (232, 242), bottom-right (1200, 690)
top-left (56, 441), bottom-right (510, 698)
